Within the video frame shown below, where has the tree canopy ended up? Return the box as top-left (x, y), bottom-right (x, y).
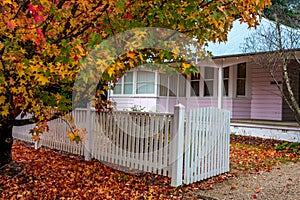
top-left (0, 0), bottom-right (271, 166)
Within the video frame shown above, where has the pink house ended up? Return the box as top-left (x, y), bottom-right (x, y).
top-left (109, 18), bottom-right (300, 122)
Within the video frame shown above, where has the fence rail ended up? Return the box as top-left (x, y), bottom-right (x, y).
top-left (12, 104), bottom-right (230, 187)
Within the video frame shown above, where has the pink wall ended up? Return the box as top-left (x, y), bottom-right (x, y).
top-left (250, 63), bottom-right (282, 120)
top-left (231, 99), bottom-right (251, 119)
top-left (158, 97), bottom-right (235, 117)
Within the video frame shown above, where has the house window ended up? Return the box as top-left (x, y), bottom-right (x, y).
top-left (168, 75), bottom-right (177, 96)
top-left (136, 71), bottom-right (155, 94)
top-left (223, 67), bottom-right (229, 96)
top-left (237, 63), bottom-right (246, 96)
top-left (114, 80), bottom-right (122, 94)
top-left (124, 72), bottom-right (133, 94)
top-left (113, 71), bottom-right (156, 95)
top-left (159, 74), bottom-right (168, 96)
top-left (159, 73), bottom-right (186, 97)
top-left (191, 73), bottom-right (200, 96)
top-left (204, 67), bottom-right (214, 96)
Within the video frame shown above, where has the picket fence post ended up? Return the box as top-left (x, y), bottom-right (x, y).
top-left (34, 140), bottom-right (40, 150)
top-left (170, 104), bottom-right (185, 187)
top-left (84, 103), bottom-right (93, 161)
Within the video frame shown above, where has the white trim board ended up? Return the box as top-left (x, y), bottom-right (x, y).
top-left (230, 123), bottom-right (300, 142)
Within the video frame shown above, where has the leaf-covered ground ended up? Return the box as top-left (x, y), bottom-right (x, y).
top-left (0, 135), bottom-right (299, 199)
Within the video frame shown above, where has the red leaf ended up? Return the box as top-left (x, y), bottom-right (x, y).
top-left (37, 4), bottom-right (44, 12)
top-left (6, 20), bottom-right (15, 31)
top-left (28, 3), bottom-right (36, 13)
top-left (34, 14), bottom-right (44, 24)
top-left (37, 28), bottom-right (43, 36)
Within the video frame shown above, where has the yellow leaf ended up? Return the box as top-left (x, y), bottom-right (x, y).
top-left (37, 75), bottom-right (50, 85)
top-left (103, 85), bottom-right (109, 91)
top-left (1, 106), bottom-right (9, 116)
top-left (129, 60), bottom-right (135, 68)
top-left (68, 133), bottom-right (75, 141)
top-left (107, 67), bottom-right (114, 77)
top-left (138, 52), bottom-right (144, 62)
top-left (181, 63), bottom-right (190, 70)
top-left (127, 52), bottom-right (136, 59)
top-left (2, 0), bottom-right (12, 5)
top-left (0, 96), bottom-right (6, 105)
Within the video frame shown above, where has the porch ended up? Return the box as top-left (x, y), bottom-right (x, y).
top-left (230, 119), bottom-right (300, 142)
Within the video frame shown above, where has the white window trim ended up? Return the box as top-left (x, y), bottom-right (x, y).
top-left (222, 66), bottom-right (233, 98)
top-left (233, 63), bottom-right (251, 99)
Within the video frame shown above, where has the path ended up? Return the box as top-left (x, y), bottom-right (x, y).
top-left (184, 162), bottom-right (300, 200)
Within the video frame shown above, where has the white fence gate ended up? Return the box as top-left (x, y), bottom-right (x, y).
top-left (12, 104), bottom-right (230, 187)
top-left (184, 107), bottom-right (230, 184)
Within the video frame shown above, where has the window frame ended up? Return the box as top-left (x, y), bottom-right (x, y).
top-left (203, 67), bottom-right (215, 97)
top-left (111, 70), bottom-right (157, 97)
top-left (159, 73), bottom-right (186, 98)
top-left (234, 62), bottom-right (250, 98)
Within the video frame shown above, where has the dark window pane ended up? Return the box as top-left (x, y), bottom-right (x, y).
top-left (159, 74), bottom-right (168, 96)
top-left (237, 63), bottom-right (246, 78)
top-left (191, 73), bottom-right (200, 80)
top-left (223, 80), bottom-right (229, 96)
top-left (204, 80), bottom-right (214, 96)
top-left (223, 67), bottom-right (229, 78)
top-left (191, 81), bottom-right (199, 96)
top-left (169, 90), bottom-right (176, 96)
top-left (159, 85), bottom-right (167, 96)
top-left (205, 67), bottom-right (214, 79)
top-left (237, 79), bottom-right (246, 96)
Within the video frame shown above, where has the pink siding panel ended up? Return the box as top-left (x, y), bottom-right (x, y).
top-left (157, 97), bottom-right (187, 113)
top-left (110, 97), bottom-right (134, 110)
top-left (186, 98), bottom-right (217, 110)
top-left (232, 99), bottom-right (251, 119)
top-left (250, 63), bottom-right (282, 121)
top-left (158, 98), bottom-right (233, 115)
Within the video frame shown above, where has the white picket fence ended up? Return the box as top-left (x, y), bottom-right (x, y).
top-left (12, 104), bottom-right (230, 187)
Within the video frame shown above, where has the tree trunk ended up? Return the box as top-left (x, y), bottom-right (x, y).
top-left (0, 122), bottom-right (14, 168)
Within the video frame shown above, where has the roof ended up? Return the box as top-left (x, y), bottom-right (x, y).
top-left (207, 17), bottom-right (300, 58)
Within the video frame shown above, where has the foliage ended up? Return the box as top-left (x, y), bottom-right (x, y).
top-left (130, 105), bottom-right (146, 112)
top-left (0, 0), bottom-right (271, 142)
top-left (275, 142), bottom-right (300, 152)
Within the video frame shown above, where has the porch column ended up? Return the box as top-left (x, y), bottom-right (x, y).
top-left (218, 67), bottom-right (223, 109)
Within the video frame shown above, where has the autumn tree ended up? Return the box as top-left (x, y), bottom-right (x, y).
top-left (0, 0), bottom-right (271, 167)
top-left (243, 1), bottom-right (300, 123)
